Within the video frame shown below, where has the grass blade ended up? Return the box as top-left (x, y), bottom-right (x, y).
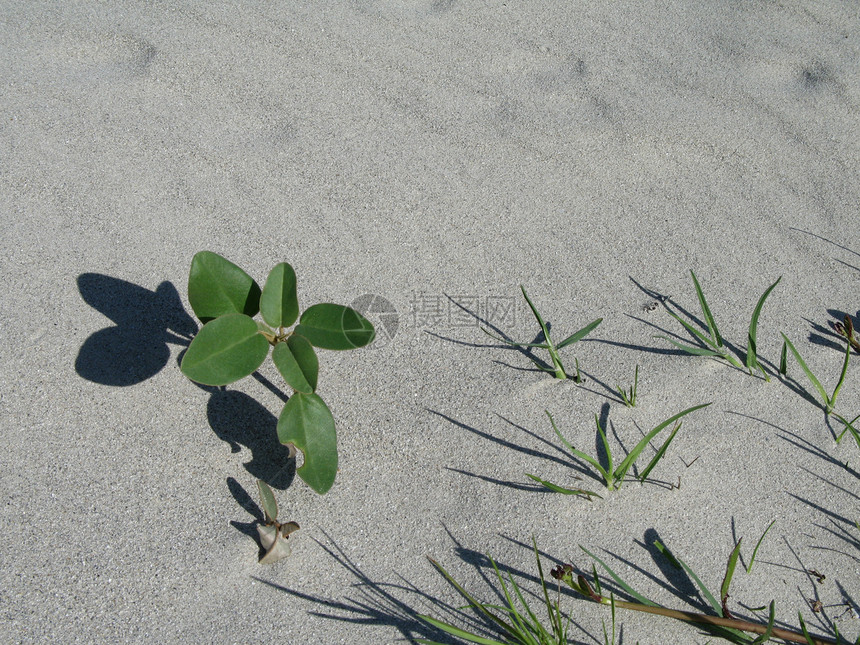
top-left (780, 334), bottom-right (829, 409)
top-left (691, 270), bottom-right (724, 347)
top-left (656, 335), bottom-right (726, 358)
top-left (749, 601), bottom-right (776, 644)
top-left (425, 557), bottom-right (518, 637)
top-left (579, 546), bottom-right (659, 607)
top-left (746, 276), bottom-right (781, 377)
top-left (520, 285), bottom-right (553, 347)
top-left (595, 415), bottom-right (615, 484)
top-left (663, 308), bottom-right (722, 350)
top-left (614, 403), bottom-right (710, 483)
top-left (556, 318), bottom-right (603, 349)
top-left (414, 615), bottom-right (511, 645)
top-left (546, 411), bottom-right (610, 482)
top-left (829, 339), bottom-right (851, 412)
top-left (653, 540), bottom-right (723, 617)
top-left (525, 473), bottom-right (602, 499)
top-left (637, 422), bottom-right (681, 482)
top-left (720, 539), bottom-right (743, 617)
top-left (834, 413), bottom-right (860, 449)
top-left (746, 520), bottom-right (775, 574)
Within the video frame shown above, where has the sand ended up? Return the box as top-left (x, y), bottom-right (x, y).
top-left (1, 1), bottom-right (859, 643)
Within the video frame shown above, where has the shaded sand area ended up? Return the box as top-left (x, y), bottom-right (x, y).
top-left (1, 1), bottom-right (859, 642)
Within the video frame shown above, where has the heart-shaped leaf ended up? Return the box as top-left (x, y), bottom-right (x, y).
top-left (188, 251), bottom-right (261, 323)
top-left (295, 303), bottom-right (375, 350)
top-left (256, 480), bottom-right (278, 523)
top-left (272, 335), bottom-right (318, 393)
top-left (180, 313), bottom-right (269, 385)
top-left (260, 262), bottom-right (299, 328)
top-left (277, 393), bottom-right (337, 494)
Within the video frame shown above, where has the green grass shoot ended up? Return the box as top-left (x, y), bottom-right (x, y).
top-left (528, 403), bottom-right (710, 492)
top-left (658, 272), bottom-right (781, 379)
top-left (482, 285), bottom-right (602, 381)
top-left (416, 538), bottom-right (571, 645)
top-left (779, 333), bottom-right (851, 415)
top-left (616, 365), bottom-right (639, 407)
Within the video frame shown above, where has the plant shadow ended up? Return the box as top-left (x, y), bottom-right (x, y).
top-left (75, 273), bottom-right (197, 385)
top-left (253, 530), bottom-right (470, 645)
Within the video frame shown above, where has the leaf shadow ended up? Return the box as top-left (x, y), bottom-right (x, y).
top-left (252, 529), bottom-right (479, 645)
top-left (206, 388), bottom-right (296, 490)
top-left (75, 273), bottom-right (197, 385)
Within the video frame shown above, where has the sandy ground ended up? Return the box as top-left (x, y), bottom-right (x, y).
top-left (2, 1), bottom-right (859, 643)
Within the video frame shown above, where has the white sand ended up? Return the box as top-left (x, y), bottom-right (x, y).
top-left (2, 1), bottom-right (859, 643)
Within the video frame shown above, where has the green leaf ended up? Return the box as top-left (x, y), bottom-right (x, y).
top-left (749, 601), bottom-right (776, 644)
top-left (257, 479), bottom-right (278, 522)
top-left (546, 411), bottom-right (609, 482)
top-left (746, 277), bottom-right (781, 374)
top-left (556, 318), bottom-right (603, 349)
top-left (188, 251), bottom-right (261, 322)
top-left (654, 540), bottom-right (722, 616)
top-left (615, 403), bottom-right (710, 483)
top-left (747, 520), bottom-right (775, 573)
top-left (295, 303), bottom-right (375, 350)
top-left (656, 334), bottom-right (724, 357)
top-left (691, 270), bottom-right (724, 347)
top-left (637, 422), bottom-right (681, 483)
top-left (272, 335), bottom-right (319, 393)
top-left (524, 473), bottom-right (603, 499)
top-left (278, 393), bottom-right (338, 494)
top-left (780, 334), bottom-right (829, 408)
top-left (720, 538), bottom-right (742, 615)
top-left (180, 313), bottom-right (269, 385)
top-left (520, 285), bottom-right (554, 346)
top-left (580, 545), bottom-right (659, 607)
top-left (260, 262), bottom-right (299, 328)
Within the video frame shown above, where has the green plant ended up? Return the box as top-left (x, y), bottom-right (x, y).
top-left (658, 272), bottom-right (781, 380)
top-left (552, 526), bottom-right (847, 645)
top-left (779, 334), bottom-right (850, 415)
top-left (256, 479), bottom-right (299, 564)
top-left (180, 251), bottom-right (375, 494)
top-left (482, 285), bottom-right (602, 381)
top-left (616, 365), bottom-right (639, 408)
top-left (417, 539), bottom-right (571, 645)
top-left (527, 403), bottom-right (710, 494)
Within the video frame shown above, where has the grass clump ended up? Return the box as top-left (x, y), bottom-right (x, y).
top-left (482, 285), bottom-right (601, 382)
top-left (417, 539), bottom-right (571, 645)
top-left (658, 271), bottom-right (781, 380)
top-left (526, 403), bottom-right (710, 495)
top-left (616, 365), bottom-right (639, 408)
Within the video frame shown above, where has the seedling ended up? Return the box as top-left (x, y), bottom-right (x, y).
top-left (417, 538), bottom-right (571, 645)
top-left (256, 480), bottom-right (299, 564)
top-left (180, 251), bottom-right (375, 494)
top-left (779, 333), bottom-right (850, 415)
top-left (528, 403), bottom-right (710, 493)
top-left (553, 525), bottom-right (843, 644)
top-left (616, 365), bottom-right (639, 407)
top-left (482, 285), bottom-right (602, 381)
top-left (658, 271), bottom-right (781, 380)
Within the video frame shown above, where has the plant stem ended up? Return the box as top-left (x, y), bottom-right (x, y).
top-left (575, 582), bottom-right (838, 645)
